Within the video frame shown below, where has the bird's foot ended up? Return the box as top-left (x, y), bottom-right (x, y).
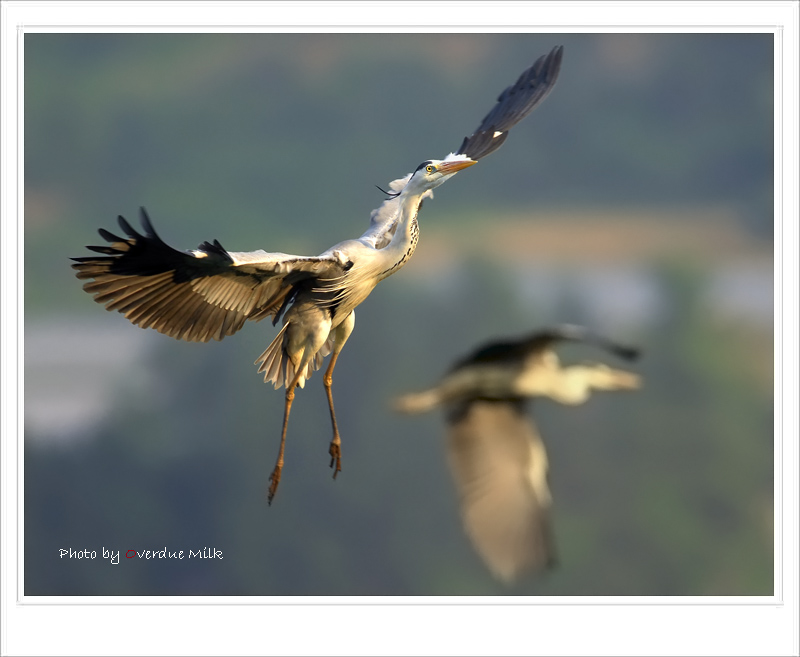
top-left (328, 439), bottom-right (342, 480)
top-left (267, 466), bottom-right (282, 505)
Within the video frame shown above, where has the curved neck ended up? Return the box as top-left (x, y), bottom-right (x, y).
top-left (376, 190), bottom-right (424, 281)
top-left (395, 187), bottom-right (425, 239)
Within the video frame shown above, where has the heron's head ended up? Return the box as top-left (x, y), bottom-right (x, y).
top-left (404, 155), bottom-right (476, 194)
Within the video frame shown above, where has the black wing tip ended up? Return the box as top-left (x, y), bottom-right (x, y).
top-left (97, 227), bottom-right (122, 242)
top-left (76, 207), bottom-right (164, 267)
top-left (84, 244), bottom-right (118, 255)
top-left (516, 324), bottom-right (642, 362)
top-left (541, 45), bottom-right (564, 73)
top-left (547, 45), bottom-right (564, 79)
top-left (611, 344), bottom-right (641, 361)
top-left (542, 46), bottom-right (563, 86)
top-left (547, 323), bottom-right (642, 361)
top-left (197, 238), bottom-right (233, 263)
top-left (138, 206), bottom-right (157, 237)
top-left (456, 45), bottom-right (563, 161)
top-left (522, 323), bottom-right (589, 347)
top-left (110, 207), bottom-right (157, 236)
top-left (74, 225), bottom-right (129, 261)
top-left (117, 214), bottom-right (138, 238)
top-left (531, 43), bottom-right (563, 92)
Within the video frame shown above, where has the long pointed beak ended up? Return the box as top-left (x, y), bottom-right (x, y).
top-left (437, 158), bottom-right (477, 175)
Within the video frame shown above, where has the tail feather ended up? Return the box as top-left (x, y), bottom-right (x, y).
top-left (256, 323), bottom-right (312, 390)
top-left (255, 323), bottom-right (290, 389)
top-left (255, 325), bottom-right (334, 390)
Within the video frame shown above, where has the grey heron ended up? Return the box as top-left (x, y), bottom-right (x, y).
top-left (71, 45), bottom-right (563, 504)
top-left (394, 324), bottom-right (641, 583)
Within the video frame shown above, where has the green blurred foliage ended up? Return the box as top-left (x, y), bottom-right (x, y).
top-left (24, 33), bottom-right (773, 596)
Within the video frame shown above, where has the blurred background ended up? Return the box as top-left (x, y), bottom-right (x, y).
top-left (24, 33), bottom-right (773, 596)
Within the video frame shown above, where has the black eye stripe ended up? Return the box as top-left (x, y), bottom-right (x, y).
top-left (414, 160), bottom-right (434, 173)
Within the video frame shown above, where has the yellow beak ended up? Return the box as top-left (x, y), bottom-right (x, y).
top-left (437, 158), bottom-right (477, 175)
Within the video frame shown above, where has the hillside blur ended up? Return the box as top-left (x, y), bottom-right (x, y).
top-left (24, 33), bottom-right (773, 596)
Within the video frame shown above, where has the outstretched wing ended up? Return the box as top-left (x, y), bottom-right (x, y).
top-left (365, 46), bottom-right (564, 248)
top-left (71, 208), bottom-right (347, 342)
top-left (446, 398), bottom-right (557, 583)
top-left (457, 45), bottom-right (563, 161)
top-left (452, 323), bottom-right (640, 371)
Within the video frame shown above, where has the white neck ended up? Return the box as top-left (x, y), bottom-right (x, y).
top-left (322, 187), bottom-right (427, 319)
top-left (374, 189), bottom-right (424, 282)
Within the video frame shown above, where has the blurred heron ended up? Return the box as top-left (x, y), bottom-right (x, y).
top-left (71, 46), bottom-right (563, 504)
top-left (394, 324), bottom-right (641, 583)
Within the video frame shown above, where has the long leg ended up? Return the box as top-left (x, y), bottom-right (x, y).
top-left (267, 389), bottom-right (292, 504)
top-left (325, 311), bottom-right (355, 479)
top-left (268, 344), bottom-right (320, 505)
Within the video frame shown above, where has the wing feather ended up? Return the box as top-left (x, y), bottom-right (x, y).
top-left (457, 45), bottom-right (563, 161)
top-left (446, 399), bottom-right (556, 583)
top-left (364, 47), bottom-right (563, 243)
top-left (450, 323), bottom-right (640, 372)
top-left (71, 207), bottom-right (346, 342)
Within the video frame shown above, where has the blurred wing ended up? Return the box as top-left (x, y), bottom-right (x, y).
top-left (71, 208), bottom-right (346, 342)
top-left (452, 323), bottom-right (639, 371)
top-left (456, 45), bottom-right (563, 161)
top-left (446, 399), bottom-right (556, 583)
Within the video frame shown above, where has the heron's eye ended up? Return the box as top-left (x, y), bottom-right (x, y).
top-left (425, 164), bottom-right (435, 173)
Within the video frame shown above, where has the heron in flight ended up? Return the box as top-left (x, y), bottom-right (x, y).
top-left (71, 45), bottom-right (563, 504)
top-left (394, 324), bottom-right (641, 583)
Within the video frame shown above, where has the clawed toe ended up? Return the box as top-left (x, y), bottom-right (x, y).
top-left (329, 441), bottom-right (342, 479)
